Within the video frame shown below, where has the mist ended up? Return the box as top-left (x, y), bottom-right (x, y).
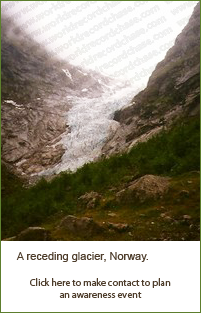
top-left (1, 1), bottom-right (198, 89)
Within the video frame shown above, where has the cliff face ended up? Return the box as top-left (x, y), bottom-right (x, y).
top-left (1, 16), bottom-right (111, 177)
top-left (102, 3), bottom-right (200, 156)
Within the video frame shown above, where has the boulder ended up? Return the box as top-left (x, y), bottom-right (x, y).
top-left (78, 191), bottom-right (101, 209)
top-left (15, 227), bottom-right (50, 241)
top-left (2, 236), bottom-right (17, 241)
top-left (183, 215), bottom-right (191, 220)
top-left (57, 215), bottom-right (103, 236)
top-left (107, 222), bottom-right (130, 232)
top-left (116, 175), bottom-right (170, 203)
top-left (179, 190), bottom-right (190, 197)
top-left (108, 212), bottom-right (117, 217)
top-left (160, 212), bottom-right (172, 222)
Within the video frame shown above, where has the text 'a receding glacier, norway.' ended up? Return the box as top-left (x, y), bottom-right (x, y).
top-left (16, 252), bottom-right (148, 263)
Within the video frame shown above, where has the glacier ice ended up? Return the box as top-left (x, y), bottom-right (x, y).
top-left (39, 83), bottom-right (136, 176)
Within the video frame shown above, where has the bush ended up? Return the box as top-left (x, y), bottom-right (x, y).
top-left (1, 117), bottom-right (199, 238)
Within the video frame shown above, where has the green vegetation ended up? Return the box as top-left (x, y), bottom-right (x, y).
top-left (57, 171), bottom-right (199, 241)
top-left (1, 117), bottom-right (200, 239)
top-left (1, 164), bottom-right (23, 197)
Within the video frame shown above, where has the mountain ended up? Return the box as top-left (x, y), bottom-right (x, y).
top-left (1, 5), bottom-right (200, 241)
top-left (1, 15), bottom-right (112, 177)
top-left (102, 3), bottom-right (200, 156)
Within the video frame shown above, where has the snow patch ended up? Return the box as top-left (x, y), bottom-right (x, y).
top-left (98, 78), bottom-right (111, 90)
top-left (78, 70), bottom-right (88, 76)
top-left (4, 100), bottom-right (24, 109)
top-left (62, 69), bottom-right (73, 81)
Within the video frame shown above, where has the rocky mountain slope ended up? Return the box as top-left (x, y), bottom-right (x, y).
top-left (102, 3), bottom-right (200, 156)
top-left (1, 5), bottom-right (199, 241)
top-left (1, 15), bottom-right (112, 177)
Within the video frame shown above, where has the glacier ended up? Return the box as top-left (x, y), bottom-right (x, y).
top-left (38, 83), bottom-right (137, 176)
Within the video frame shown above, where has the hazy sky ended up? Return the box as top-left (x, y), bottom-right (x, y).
top-left (1, 1), bottom-right (198, 88)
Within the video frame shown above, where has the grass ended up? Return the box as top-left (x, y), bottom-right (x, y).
top-left (1, 116), bottom-right (200, 240)
top-left (45, 171), bottom-right (200, 241)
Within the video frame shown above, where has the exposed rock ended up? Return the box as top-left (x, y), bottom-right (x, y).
top-left (15, 227), bottom-right (50, 241)
top-left (107, 222), bottom-right (130, 232)
top-left (189, 224), bottom-right (196, 230)
top-left (116, 189), bottom-right (127, 200)
top-left (179, 215), bottom-right (192, 226)
top-left (179, 190), bottom-right (190, 197)
top-left (1, 16), bottom-right (112, 179)
top-left (160, 212), bottom-right (172, 222)
top-left (57, 215), bottom-right (103, 236)
top-left (189, 171), bottom-right (200, 175)
top-left (108, 213), bottom-right (117, 217)
top-left (116, 175), bottom-right (170, 203)
top-left (102, 3), bottom-right (200, 156)
top-left (78, 191), bottom-right (101, 209)
top-left (2, 236), bottom-right (17, 241)
top-left (183, 215), bottom-right (191, 220)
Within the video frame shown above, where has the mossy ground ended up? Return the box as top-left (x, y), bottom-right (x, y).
top-left (1, 117), bottom-right (200, 241)
top-left (41, 172), bottom-right (200, 241)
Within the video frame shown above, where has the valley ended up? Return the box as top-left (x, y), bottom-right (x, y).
top-left (1, 3), bottom-right (200, 241)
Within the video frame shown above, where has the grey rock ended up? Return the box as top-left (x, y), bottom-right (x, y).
top-left (57, 215), bottom-right (103, 236)
top-left (179, 190), bottom-right (190, 197)
top-left (108, 213), bottom-right (117, 217)
top-left (1, 16), bottom-right (112, 179)
top-left (2, 236), bottom-right (17, 241)
top-left (102, 4), bottom-right (200, 156)
top-left (160, 212), bottom-right (172, 222)
top-left (107, 222), bottom-right (130, 232)
top-left (183, 215), bottom-right (191, 220)
top-left (116, 175), bottom-right (170, 203)
top-left (78, 191), bottom-right (101, 209)
top-left (15, 227), bottom-right (50, 241)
